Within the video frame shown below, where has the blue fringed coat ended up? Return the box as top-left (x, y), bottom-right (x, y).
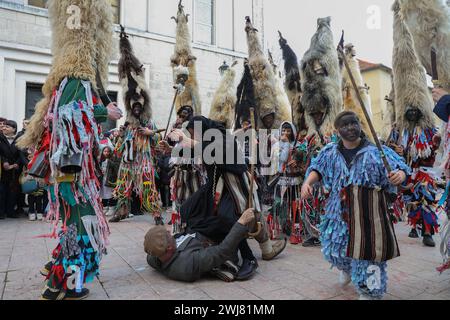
top-left (307, 140), bottom-right (410, 298)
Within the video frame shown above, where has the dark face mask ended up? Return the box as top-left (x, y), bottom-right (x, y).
top-left (178, 109), bottom-right (191, 122)
top-left (132, 103), bottom-right (143, 118)
top-left (405, 107), bottom-right (423, 123)
top-left (262, 114), bottom-right (275, 129)
top-left (310, 112), bottom-right (325, 126)
top-left (337, 115), bottom-right (361, 142)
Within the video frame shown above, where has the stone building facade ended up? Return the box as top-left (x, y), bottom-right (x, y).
top-left (0, 0), bottom-right (264, 130)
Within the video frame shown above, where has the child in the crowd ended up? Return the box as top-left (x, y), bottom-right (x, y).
top-left (271, 121), bottom-right (303, 244)
top-left (99, 141), bottom-right (117, 216)
top-left (28, 187), bottom-right (46, 221)
top-left (21, 149), bottom-right (46, 221)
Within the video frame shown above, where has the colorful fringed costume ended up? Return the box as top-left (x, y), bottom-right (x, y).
top-left (307, 140), bottom-right (410, 299)
top-left (111, 26), bottom-right (162, 223)
top-left (392, 1), bottom-right (441, 241)
top-left (113, 125), bottom-right (162, 219)
top-left (43, 79), bottom-right (110, 294)
top-left (295, 17), bottom-right (343, 245)
top-left (169, 145), bottom-right (207, 234)
top-left (297, 132), bottom-right (337, 244)
top-left (15, 0), bottom-right (115, 299)
top-left (433, 94), bottom-right (450, 273)
top-left (167, 2), bottom-right (206, 232)
top-left (271, 122), bottom-right (302, 242)
top-left (401, 128), bottom-right (440, 235)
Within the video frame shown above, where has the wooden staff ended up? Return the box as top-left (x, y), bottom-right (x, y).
top-left (248, 107), bottom-right (262, 237)
top-left (248, 108), bottom-right (257, 208)
top-left (163, 85), bottom-right (182, 140)
top-left (337, 42), bottom-right (392, 173)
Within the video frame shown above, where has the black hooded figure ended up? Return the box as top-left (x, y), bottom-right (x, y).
top-left (180, 116), bottom-right (258, 280)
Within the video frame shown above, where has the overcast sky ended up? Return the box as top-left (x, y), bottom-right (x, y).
top-left (264, 0), bottom-right (395, 67)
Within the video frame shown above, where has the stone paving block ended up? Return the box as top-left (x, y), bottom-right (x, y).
top-left (105, 283), bottom-right (156, 300)
top-left (1, 217), bottom-right (448, 300)
top-left (235, 276), bottom-right (284, 296)
top-left (8, 253), bottom-right (49, 269)
top-left (409, 292), bottom-right (445, 300)
top-left (159, 287), bottom-right (211, 300)
top-left (200, 284), bottom-right (261, 301)
top-left (98, 267), bottom-right (143, 289)
top-left (120, 254), bottom-right (149, 270)
top-left (435, 288), bottom-right (450, 299)
top-left (80, 278), bottom-right (109, 300)
top-left (2, 281), bottom-right (43, 300)
top-left (2, 288), bottom-right (42, 300)
top-left (387, 282), bottom-right (426, 299)
top-left (4, 268), bottom-right (44, 287)
top-left (255, 288), bottom-right (307, 300)
top-left (0, 255), bottom-right (10, 272)
top-left (0, 272), bottom-right (5, 296)
top-left (151, 279), bottom-right (199, 295)
top-left (293, 282), bottom-right (341, 300)
top-left (328, 294), bottom-right (358, 300)
top-left (382, 294), bottom-right (399, 300)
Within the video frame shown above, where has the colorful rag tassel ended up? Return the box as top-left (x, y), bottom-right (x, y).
top-left (114, 127), bottom-right (161, 217)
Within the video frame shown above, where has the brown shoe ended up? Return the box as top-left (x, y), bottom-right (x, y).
top-left (262, 238), bottom-right (287, 261)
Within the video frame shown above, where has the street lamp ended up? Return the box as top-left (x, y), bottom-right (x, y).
top-left (219, 61), bottom-right (229, 76)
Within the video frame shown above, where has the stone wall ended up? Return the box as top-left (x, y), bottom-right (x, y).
top-left (0, 0), bottom-right (264, 129)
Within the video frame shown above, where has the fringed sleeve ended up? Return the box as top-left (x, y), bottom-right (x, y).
top-left (306, 143), bottom-right (339, 190)
top-left (93, 104), bottom-right (108, 124)
top-left (383, 146), bottom-right (411, 174)
top-left (278, 141), bottom-right (291, 173)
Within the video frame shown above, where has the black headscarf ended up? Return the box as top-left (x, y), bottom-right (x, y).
top-left (186, 116), bottom-right (246, 175)
top-left (180, 116), bottom-right (248, 240)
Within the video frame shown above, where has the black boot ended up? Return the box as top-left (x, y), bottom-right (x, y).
top-left (154, 216), bottom-right (164, 226)
top-left (40, 287), bottom-right (65, 300)
top-left (423, 235), bottom-right (436, 247)
top-left (302, 237), bottom-right (321, 247)
top-left (408, 228), bottom-right (419, 238)
top-left (235, 259), bottom-right (258, 281)
top-left (64, 288), bottom-right (90, 300)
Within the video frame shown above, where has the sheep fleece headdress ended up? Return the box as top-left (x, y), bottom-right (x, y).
top-left (118, 27), bottom-right (152, 127)
top-left (392, 1), bottom-right (435, 132)
top-left (300, 17), bottom-right (343, 137)
top-left (171, 1), bottom-right (202, 115)
top-left (18, 0), bottom-right (113, 149)
top-left (399, 0), bottom-right (450, 92)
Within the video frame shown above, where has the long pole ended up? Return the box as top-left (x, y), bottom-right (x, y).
top-left (247, 107), bottom-right (262, 238)
top-left (248, 107), bottom-right (257, 208)
top-left (337, 45), bottom-right (392, 173)
top-left (163, 87), bottom-right (180, 140)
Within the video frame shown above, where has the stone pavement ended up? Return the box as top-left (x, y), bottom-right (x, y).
top-left (1, 214), bottom-right (449, 300)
